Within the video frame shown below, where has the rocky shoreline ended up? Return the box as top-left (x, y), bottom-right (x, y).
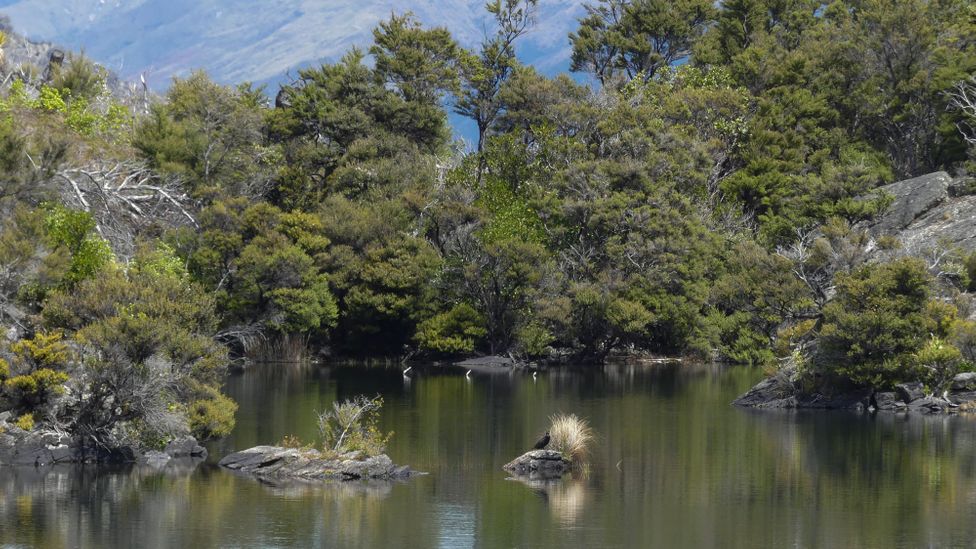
top-left (218, 445), bottom-right (423, 483)
top-left (734, 372), bottom-right (976, 414)
top-left (0, 413), bottom-right (207, 466)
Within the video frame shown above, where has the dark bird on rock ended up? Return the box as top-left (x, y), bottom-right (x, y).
top-left (533, 431), bottom-right (551, 450)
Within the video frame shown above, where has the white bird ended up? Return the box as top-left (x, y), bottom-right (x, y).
top-left (403, 366), bottom-right (412, 375)
top-left (465, 369), bottom-right (472, 378)
top-left (532, 372), bottom-right (537, 380)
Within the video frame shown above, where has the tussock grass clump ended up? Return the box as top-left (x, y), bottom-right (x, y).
top-left (548, 413), bottom-right (593, 465)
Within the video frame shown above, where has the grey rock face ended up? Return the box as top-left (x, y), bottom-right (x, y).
top-left (951, 372), bottom-right (976, 392)
top-left (732, 376), bottom-right (872, 411)
top-left (872, 391), bottom-right (906, 411)
top-left (218, 446), bottom-right (420, 482)
top-left (907, 397), bottom-right (955, 414)
top-left (868, 172), bottom-right (951, 235)
top-left (164, 436), bottom-right (207, 459)
top-left (863, 172), bottom-right (976, 252)
top-left (896, 382), bottom-right (926, 404)
top-left (503, 450), bottom-right (572, 480)
top-left (731, 376), bottom-right (797, 409)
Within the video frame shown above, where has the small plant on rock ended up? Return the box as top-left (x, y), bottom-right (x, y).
top-left (15, 412), bottom-right (34, 431)
top-left (317, 395), bottom-right (392, 459)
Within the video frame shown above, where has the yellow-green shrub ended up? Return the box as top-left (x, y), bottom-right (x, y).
top-left (187, 392), bottom-right (238, 440)
top-left (4, 368), bottom-right (69, 410)
top-left (15, 413), bottom-right (34, 431)
top-left (10, 331), bottom-right (69, 368)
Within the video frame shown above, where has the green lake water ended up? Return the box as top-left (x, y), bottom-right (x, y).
top-left (3, 362), bottom-right (976, 548)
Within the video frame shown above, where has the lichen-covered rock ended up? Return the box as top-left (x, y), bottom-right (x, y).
top-left (218, 445), bottom-right (420, 482)
top-left (503, 449), bottom-right (571, 480)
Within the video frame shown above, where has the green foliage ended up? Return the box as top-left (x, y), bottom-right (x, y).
top-left (415, 303), bottom-right (487, 354)
top-left (36, 86), bottom-right (67, 112)
top-left (180, 199), bottom-right (338, 338)
top-left (39, 244), bottom-right (234, 443)
top-left (708, 240), bottom-right (812, 365)
top-left (50, 52), bottom-right (105, 101)
top-left (816, 258), bottom-right (959, 388)
top-left (455, 0), bottom-right (537, 151)
top-left (10, 331), bottom-right (69, 369)
top-left (42, 204), bottom-right (113, 288)
top-left (4, 368), bottom-right (69, 412)
top-left (570, 0), bottom-right (716, 84)
top-left (1, 0), bottom-right (974, 392)
top-left (134, 72), bottom-right (272, 197)
top-left (515, 321), bottom-right (554, 358)
top-left (187, 390), bottom-right (238, 440)
top-left (911, 337), bottom-right (966, 394)
top-left (371, 12), bottom-right (460, 104)
top-left (271, 49), bottom-right (448, 208)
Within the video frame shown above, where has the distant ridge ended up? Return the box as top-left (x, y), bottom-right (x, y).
top-left (0, 0), bottom-right (586, 90)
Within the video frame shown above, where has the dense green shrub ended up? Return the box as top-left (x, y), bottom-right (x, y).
top-left (415, 303), bottom-right (487, 354)
top-left (815, 258), bottom-right (963, 388)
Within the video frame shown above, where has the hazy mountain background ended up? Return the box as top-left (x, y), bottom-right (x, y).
top-left (0, 0), bottom-right (586, 90)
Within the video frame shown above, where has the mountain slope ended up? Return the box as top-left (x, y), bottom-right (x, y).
top-left (0, 0), bottom-right (585, 89)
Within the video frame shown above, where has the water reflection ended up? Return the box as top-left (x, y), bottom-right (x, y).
top-left (508, 476), bottom-right (590, 526)
top-left (3, 362), bottom-right (976, 547)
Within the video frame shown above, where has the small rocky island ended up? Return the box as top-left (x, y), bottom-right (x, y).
top-left (219, 446), bottom-right (421, 482)
top-left (503, 449), bottom-right (572, 480)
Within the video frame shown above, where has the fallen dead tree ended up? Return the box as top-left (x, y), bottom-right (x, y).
top-left (55, 160), bottom-right (196, 257)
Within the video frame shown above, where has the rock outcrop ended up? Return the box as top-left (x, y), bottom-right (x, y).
top-left (503, 449), bottom-right (572, 480)
top-left (732, 376), bottom-right (873, 411)
top-left (734, 372), bottom-right (976, 414)
top-left (864, 172), bottom-right (976, 252)
top-left (218, 445), bottom-right (421, 483)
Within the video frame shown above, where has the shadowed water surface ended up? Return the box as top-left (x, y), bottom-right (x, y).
top-left (3, 362), bottom-right (976, 548)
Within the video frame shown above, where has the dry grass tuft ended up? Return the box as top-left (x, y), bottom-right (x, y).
top-left (548, 413), bottom-right (593, 465)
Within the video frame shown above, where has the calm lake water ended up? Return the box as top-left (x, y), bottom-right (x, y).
top-left (3, 362), bottom-right (976, 548)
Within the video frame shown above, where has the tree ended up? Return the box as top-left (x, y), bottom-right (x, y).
top-left (570, 0), bottom-right (716, 84)
top-left (815, 257), bottom-right (958, 388)
top-left (271, 50), bottom-right (448, 209)
top-left (134, 71), bottom-right (273, 198)
top-left (371, 13), bottom-right (460, 105)
top-left (455, 0), bottom-right (538, 152)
